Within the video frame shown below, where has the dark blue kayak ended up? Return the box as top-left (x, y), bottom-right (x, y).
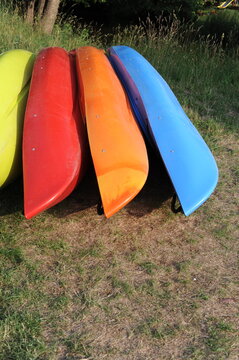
top-left (108, 45), bottom-right (218, 216)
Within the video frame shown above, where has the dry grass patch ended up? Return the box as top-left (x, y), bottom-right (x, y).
top-left (1, 123), bottom-right (238, 360)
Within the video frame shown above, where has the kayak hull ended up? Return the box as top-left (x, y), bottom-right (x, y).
top-left (108, 46), bottom-right (218, 215)
top-left (0, 49), bottom-right (35, 187)
top-left (23, 47), bottom-right (88, 219)
top-left (75, 46), bottom-right (148, 217)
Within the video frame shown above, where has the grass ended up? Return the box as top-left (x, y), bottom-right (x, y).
top-left (0, 4), bottom-right (101, 53)
top-left (195, 9), bottom-right (239, 49)
top-left (0, 5), bottom-right (239, 360)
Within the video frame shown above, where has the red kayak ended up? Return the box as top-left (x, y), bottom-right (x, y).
top-left (23, 47), bottom-right (88, 219)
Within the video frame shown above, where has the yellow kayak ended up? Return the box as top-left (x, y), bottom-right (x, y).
top-left (0, 49), bottom-right (35, 188)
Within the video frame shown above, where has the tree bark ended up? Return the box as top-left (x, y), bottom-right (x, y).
top-left (25, 0), bottom-right (36, 25)
top-left (37, 0), bottom-right (47, 19)
top-left (40, 0), bottom-right (61, 34)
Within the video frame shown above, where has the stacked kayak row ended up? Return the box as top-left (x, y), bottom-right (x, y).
top-left (0, 46), bottom-right (218, 219)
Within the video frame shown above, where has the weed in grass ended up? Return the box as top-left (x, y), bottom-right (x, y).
top-left (161, 281), bottom-right (171, 289)
top-left (77, 244), bottom-right (103, 259)
top-left (76, 265), bottom-right (85, 275)
top-left (173, 260), bottom-right (192, 273)
top-left (176, 277), bottom-right (191, 286)
top-left (139, 279), bottom-right (172, 307)
top-left (64, 333), bottom-right (92, 359)
top-left (183, 345), bottom-right (204, 359)
top-left (197, 292), bottom-right (209, 301)
top-left (204, 318), bottom-right (237, 356)
top-left (111, 276), bottom-right (133, 297)
top-left (135, 317), bottom-right (179, 340)
top-left (139, 261), bottom-right (158, 274)
top-left (135, 317), bottom-right (162, 338)
top-left (188, 301), bottom-right (200, 310)
top-left (50, 294), bottom-right (70, 310)
top-left (126, 248), bottom-right (145, 262)
top-left (213, 224), bottom-right (233, 242)
top-left (77, 291), bottom-right (97, 308)
top-left (140, 278), bottom-right (156, 296)
top-left (0, 247), bottom-right (24, 265)
top-left (185, 237), bottom-right (198, 244)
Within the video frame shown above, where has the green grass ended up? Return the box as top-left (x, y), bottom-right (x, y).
top-left (0, 5), bottom-right (238, 360)
top-left (0, 4), bottom-right (101, 53)
top-left (196, 9), bottom-right (239, 49)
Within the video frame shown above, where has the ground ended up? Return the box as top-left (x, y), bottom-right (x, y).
top-left (0, 131), bottom-right (238, 359)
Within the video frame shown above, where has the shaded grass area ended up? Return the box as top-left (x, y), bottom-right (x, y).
top-left (0, 7), bottom-right (239, 360)
top-left (196, 9), bottom-right (239, 49)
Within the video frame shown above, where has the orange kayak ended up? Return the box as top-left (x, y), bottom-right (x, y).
top-left (23, 47), bottom-right (88, 219)
top-left (75, 46), bottom-right (148, 217)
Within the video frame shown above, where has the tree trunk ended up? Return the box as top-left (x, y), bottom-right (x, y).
top-left (25, 0), bottom-right (36, 25)
top-left (40, 0), bottom-right (61, 34)
top-left (37, 0), bottom-right (47, 19)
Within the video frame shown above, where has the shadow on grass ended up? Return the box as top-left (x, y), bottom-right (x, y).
top-left (47, 165), bottom-right (101, 218)
top-left (125, 148), bottom-right (174, 218)
top-left (0, 178), bottom-right (23, 216)
top-left (0, 149), bottom-right (174, 219)
top-left (48, 147), bottom-right (174, 219)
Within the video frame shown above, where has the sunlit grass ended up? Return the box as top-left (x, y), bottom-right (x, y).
top-left (0, 5), bottom-right (100, 54)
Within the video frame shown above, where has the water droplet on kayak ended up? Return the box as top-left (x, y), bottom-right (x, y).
top-left (32, 148), bottom-right (36, 151)
top-left (101, 149), bottom-right (106, 153)
top-left (33, 114), bottom-right (37, 117)
top-left (170, 150), bottom-right (175, 153)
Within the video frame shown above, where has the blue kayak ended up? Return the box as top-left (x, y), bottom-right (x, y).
top-left (108, 45), bottom-right (218, 216)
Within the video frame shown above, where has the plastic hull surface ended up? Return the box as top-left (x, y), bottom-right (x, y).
top-left (75, 46), bottom-right (148, 217)
top-left (108, 46), bottom-right (218, 215)
top-left (23, 47), bottom-right (88, 219)
top-left (0, 49), bottom-right (35, 187)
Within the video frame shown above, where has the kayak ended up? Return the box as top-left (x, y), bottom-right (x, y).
top-left (0, 49), bottom-right (35, 188)
top-left (75, 46), bottom-right (148, 218)
top-left (23, 47), bottom-right (88, 219)
top-left (108, 45), bottom-right (218, 216)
